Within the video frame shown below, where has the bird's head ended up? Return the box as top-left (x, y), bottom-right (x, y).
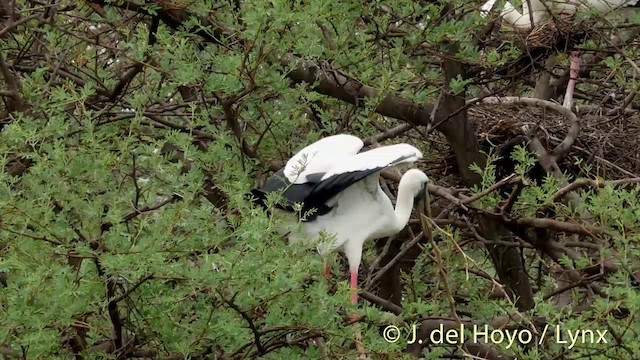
top-left (399, 168), bottom-right (429, 201)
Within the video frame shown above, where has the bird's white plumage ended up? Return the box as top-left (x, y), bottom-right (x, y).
top-left (265, 134), bottom-right (429, 304)
top-left (479, 0), bottom-right (638, 112)
top-left (480, 0), bottom-right (499, 16)
top-left (320, 144), bottom-right (422, 180)
top-left (305, 168), bottom-right (428, 255)
top-left (283, 134), bottom-right (364, 184)
top-left (483, 0), bottom-right (640, 28)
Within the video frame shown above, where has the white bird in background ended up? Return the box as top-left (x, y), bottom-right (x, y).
top-left (251, 134), bottom-right (429, 304)
top-left (481, 0), bottom-right (639, 108)
top-left (485, 0), bottom-right (639, 29)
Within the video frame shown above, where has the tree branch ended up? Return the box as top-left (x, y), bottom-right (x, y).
top-left (0, 49), bottom-right (24, 112)
top-left (217, 290), bottom-right (267, 355)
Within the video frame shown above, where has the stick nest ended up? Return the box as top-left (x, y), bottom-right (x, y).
top-left (469, 103), bottom-right (640, 179)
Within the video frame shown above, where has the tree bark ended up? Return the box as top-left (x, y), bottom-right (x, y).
top-left (436, 46), bottom-right (534, 311)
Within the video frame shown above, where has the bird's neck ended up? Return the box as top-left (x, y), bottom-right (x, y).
top-left (393, 186), bottom-right (415, 233)
top-left (504, 0), bottom-right (545, 28)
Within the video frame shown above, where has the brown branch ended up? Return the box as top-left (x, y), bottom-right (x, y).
top-left (462, 174), bottom-right (518, 205)
top-left (281, 54), bottom-right (433, 127)
top-left (100, 194), bottom-right (183, 234)
top-left (542, 273), bottom-right (602, 300)
top-left (365, 232), bottom-right (424, 290)
top-left (0, 14), bottom-right (42, 37)
top-left (106, 277), bottom-right (123, 351)
top-left (427, 183), bottom-right (469, 211)
top-left (553, 177), bottom-right (640, 202)
top-left (315, 21), bottom-right (337, 51)
top-left (0, 226), bottom-right (63, 245)
top-left (109, 16), bottom-right (159, 101)
top-left (110, 273), bottom-right (154, 304)
top-left (367, 237), bottom-right (395, 282)
top-left (500, 179), bottom-right (524, 214)
top-left (360, 286), bottom-right (404, 315)
top-left (131, 154), bottom-right (141, 210)
top-left (110, 63), bottom-right (143, 102)
top-left (217, 93), bottom-right (257, 161)
top-left (512, 217), bottom-right (609, 237)
top-left (142, 113), bottom-right (215, 139)
top-left (0, 89), bottom-right (17, 98)
top-left (12, 64), bottom-right (111, 97)
top-left (363, 123), bottom-right (413, 146)
top-left (122, 194), bottom-right (183, 222)
top-left (218, 290), bottom-right (267, 355)
top-left (0, 49), bottom-right (24, 112)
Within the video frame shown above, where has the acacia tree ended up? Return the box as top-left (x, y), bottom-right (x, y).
top-left (1, 0), bottom-right (640, 359)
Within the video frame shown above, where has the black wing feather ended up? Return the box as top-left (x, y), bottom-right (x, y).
top-left (250, 154), bottom-right (413, 221)
top-left (249, 169), bottom-right (331, 220)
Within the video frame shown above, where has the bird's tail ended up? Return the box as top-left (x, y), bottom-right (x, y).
top-left (247, 188), bottom-right (302, 214)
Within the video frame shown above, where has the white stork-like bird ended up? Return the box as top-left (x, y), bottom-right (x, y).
top-left (251, 134), bottom-right (429, 304)
top-left (484, 0), bottom-right (639, 28)
top-left (481, 0), bottom-right (639, 108)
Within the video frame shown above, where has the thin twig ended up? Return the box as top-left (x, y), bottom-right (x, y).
top-left (365, 232), bottom-right (424, 290)
top-left (463, 174), bottom-right (518, 205)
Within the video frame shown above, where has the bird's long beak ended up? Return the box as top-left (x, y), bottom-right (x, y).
top-left (414, 183), bottom-right (431, 218)
top-left (417, 184), bottom-right (433, 240)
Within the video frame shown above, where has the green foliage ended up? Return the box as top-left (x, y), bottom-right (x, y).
top-left (1, 0), bottom-right (640, 358)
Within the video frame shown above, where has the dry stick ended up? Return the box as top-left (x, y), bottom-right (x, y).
top-left (420, 191), bottom-right (462, 323)
top-left (359, 289), bottom-right (403, 315)
top-left (501, 179), bottom-right (525, 214)
top-left (547, 133), bottom-right (638, 177)
top-left (363, 123), bottom-right (413, 146)
top-left (575, 104), bottom-right (637, 116)
top-left (0, 14), bottom-right (42, 38)
top-left (428, 183), bottom-right (468, 211)
top-left (364, 232), bottom-right (424, 289)
top-left (462, 174), bottom-right (518, 205)
top-left (552, 177), bottom-right (640, 202)
top-left (0, 48), bottom-right (24, 111)
top-left (512, 217), bottom-right (609, 237)
top-left (609, 91), bottom-right (635, 115)
top-left (366, 235), bottom-right (396, 284)
top-left (378, 176), bottom-right (396, 201)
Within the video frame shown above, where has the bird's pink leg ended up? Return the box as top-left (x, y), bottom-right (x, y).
top-left (350, 270), bottom-right (359, 304)
top-left (563, 51), bottom-right (580, 109)
top-left (349, 270), bottom-right (365, 357)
